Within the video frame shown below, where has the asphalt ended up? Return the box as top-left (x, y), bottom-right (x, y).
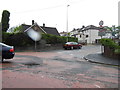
top-left (84, 53), bottom-right (119, 66)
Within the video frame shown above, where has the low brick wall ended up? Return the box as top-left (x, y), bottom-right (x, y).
top-left (103, 46), bottom-right (120, 60)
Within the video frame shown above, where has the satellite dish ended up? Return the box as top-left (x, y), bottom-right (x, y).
top-left (26, 28), bottom-right (41, 41)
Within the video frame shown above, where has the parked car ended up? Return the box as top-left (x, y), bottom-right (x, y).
top-left (0, 42), bottom-right (15, 62)
top-left (63, 42), bottom-right (82, 50)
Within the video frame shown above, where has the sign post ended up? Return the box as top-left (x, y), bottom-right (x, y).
top-left (24, 26), bottom-right (42, 51)
top-left (99, 20), bottom-right (104, 54)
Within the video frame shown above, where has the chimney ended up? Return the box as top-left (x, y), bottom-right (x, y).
top-left (43, 23), bottom-right (45, 27)
top-left (32, 20), bottom-right (34, 25)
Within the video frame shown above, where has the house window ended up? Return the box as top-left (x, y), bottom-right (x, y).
top-left (80, 35), bottom-right (81, 38)
top-left (86, 35), bottom-right (89, 38)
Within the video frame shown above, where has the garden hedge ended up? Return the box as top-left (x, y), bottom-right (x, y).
top-left (2, 32), bottom-right (78, 47)
top-left (100, 38), bottom-right (120, 54)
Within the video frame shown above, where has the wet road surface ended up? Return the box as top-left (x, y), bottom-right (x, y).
top-left (1, 45), bottom-right (119, 88)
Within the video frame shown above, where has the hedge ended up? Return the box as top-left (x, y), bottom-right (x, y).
top-left (100, 38), bottom-right (120, 54)
top-left (2, 32), bottom-right (34, 47)
top-left (2, 32), bottom-right (78, 47)
top-left (41, 33), bottom-right (78, 44)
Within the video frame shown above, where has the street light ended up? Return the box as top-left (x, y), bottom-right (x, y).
top-left (66, 5), bottom-right (70, 42)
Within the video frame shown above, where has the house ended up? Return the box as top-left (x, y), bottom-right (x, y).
top-left (59, 31), bottom-right (68, 36)
top-left (21, 20), bottom-right (60, 36)
top-left (70, 25), bottom-right (107, 44)
top-left (70, 28), bottom-right (79, 38)
top-left (40, 23), bottom-right (60, 36)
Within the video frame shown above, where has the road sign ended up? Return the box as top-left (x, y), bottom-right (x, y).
top-left (99, 20), bottom-right (104, 27)
top-left (26, 28), bottom-right (41, 41)
top-left (98, 29), bottom-right (106, 36)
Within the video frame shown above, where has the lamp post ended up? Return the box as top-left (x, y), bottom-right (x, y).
top-left (66, 5), bottom-right (70, 42)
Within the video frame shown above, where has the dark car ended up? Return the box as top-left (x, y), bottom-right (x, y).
top-left (0, 43), bottom-right (15, 62)
top-left (63, 42), bottom-right (82, 50)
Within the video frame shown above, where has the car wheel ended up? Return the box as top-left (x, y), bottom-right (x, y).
top-left (64, 48), bottom-right (67, 50)
top-left (78, 46), bottom-right (81, 49)
top-left (1, 58), bottom-right (4, 62)
top-left (70, 46), bottom-right (73, 50)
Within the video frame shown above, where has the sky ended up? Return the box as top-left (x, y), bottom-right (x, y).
top-left (0, 0), bottom-right (119, 32)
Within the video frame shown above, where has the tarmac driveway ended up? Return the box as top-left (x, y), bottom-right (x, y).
top-left (1, 45), bottom-right (119, 88)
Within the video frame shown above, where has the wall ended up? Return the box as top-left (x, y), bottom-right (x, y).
top-left (103, 46), bottom-right (120, 60)
top-left (87, 29), bottom-right (101, 44)
top-left (77, 29), bottom-right (101, 44)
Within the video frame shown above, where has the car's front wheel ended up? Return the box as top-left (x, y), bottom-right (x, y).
top-left (70, 46), bottom-right (74, 50)
top-left (78, 46), bottom-right (82, 49)
top-left (64, 48), bottom-right (67, 50)
top-left (1, 58), bottom-right (4, 62)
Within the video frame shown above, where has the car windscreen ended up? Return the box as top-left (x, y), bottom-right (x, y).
top-left (73, 42), bottom-right (78, 45)
top-left (66, 42), bottom-right (73, 44)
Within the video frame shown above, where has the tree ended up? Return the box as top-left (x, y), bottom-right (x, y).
top-left (1, 10), bottom-right (10, 32)
top-left (8, 25), bottom-right (22, 33)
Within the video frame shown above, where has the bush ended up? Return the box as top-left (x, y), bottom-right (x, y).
top-left (100, 38), bottom-right (120, 54)
top-left (2, 32), bottom-right (34, 47)
top-left (42, 33), bottom-right (78, 44)
top-left (100, 38), bottom-right (116, 48)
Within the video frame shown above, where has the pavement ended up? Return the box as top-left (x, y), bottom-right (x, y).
top-left (84, 53), bottom-right (119, 66)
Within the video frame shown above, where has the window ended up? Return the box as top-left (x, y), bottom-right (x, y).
top-left (74, 42), bottom-right (78, 45)
top-left (80, 35), bottom-right (81, 38)
top-left (86, 35), bottom-right (89, 38)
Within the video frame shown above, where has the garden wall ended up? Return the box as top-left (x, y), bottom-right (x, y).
top-left (103, 46), bottom-right (120, 60)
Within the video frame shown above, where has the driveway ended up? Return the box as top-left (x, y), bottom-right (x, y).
top-left (1, 45), bottom-right (119, 88)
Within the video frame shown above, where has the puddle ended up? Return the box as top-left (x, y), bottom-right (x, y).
top-left (23, 62), bottom-right (42, 67)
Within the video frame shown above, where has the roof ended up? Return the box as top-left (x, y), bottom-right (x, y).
top-left (78, 25), bottom-right (107, 32)
top-left (60, 31), bottom-right (67, 34)
top-left (21, 24), bottom-right (31, 32)
top-left (21, 24), bottom-right (60, 36)
top-left (41, 26), bottom-right (60, 36)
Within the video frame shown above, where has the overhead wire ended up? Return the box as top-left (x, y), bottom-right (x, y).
top-left (13, 0), bottom-right (83, 14)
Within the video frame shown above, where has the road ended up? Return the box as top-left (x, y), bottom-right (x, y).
top-left (1, 45), bottom-right (119, 88)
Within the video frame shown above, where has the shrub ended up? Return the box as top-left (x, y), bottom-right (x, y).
top-left (100, 38), bottom-right (120, 54)
top-left (41, 33), bottom-right (78, 44)
top-left (2, 32), bottom-right (34, 47)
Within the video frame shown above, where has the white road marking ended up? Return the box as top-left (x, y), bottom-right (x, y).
top-left (58, 52), bottom-right (62, 53)
top-left (95, 85), bottom-right (101, 88)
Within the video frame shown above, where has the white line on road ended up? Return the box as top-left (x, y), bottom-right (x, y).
top-left (95, 85), bottom-right (101, 88)
top-left (70, 54), bottom-right (73, 56)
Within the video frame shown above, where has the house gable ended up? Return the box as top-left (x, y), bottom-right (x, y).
top-left (21, 23), bottom-right (46, 34)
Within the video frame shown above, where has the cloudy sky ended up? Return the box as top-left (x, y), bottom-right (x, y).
top-left (0, 0), bottom-right (119, 32)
